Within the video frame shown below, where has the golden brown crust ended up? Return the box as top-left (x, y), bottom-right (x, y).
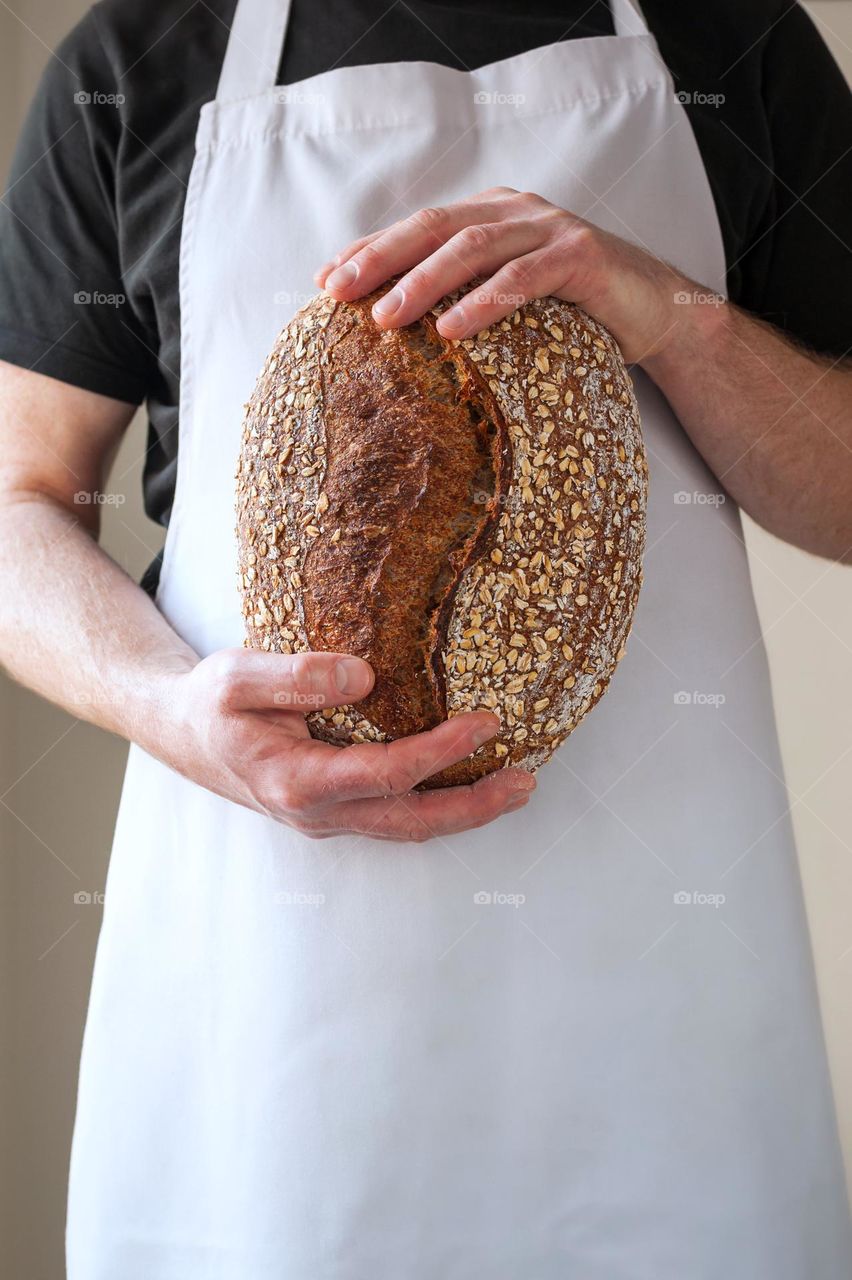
top-left (299, 300), bottom-right (507, 743)
top-left (235, 288), bottom-right (646, 787)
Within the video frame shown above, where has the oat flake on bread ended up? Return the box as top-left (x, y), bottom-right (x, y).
top-left (235, 287), bottom-right (647, 788)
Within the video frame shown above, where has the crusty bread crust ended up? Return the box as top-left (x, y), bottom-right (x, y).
top-left (236, 288), bottom-right (646, 787)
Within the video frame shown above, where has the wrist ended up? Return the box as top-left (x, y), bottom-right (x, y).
top-left (122, 646), bottom-right (200, 763)
top-left (641, 279), bottom-right (732, 383)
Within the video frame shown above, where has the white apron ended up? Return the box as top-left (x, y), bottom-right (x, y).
top-left (67, 1), bottom-right (852, 1275)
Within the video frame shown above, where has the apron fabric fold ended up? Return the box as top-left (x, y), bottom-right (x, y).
top-left (66, 0), bottom-right (852, 1274)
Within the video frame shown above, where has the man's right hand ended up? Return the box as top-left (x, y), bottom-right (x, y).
top-left (159, 648), bottom-right (536, 842)
top-left (0, 365), bottom-right (534, 846)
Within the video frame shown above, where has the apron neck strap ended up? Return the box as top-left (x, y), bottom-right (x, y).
top-left (216, 0), bottom-right (293, 101)
top-left (216, 0), bottom-right (651, 102)
top-left (610, 0), bottom-right (651, 38)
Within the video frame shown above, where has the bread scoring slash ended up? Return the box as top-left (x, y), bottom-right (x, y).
top-left (236, 287), bottom-right (647, 788)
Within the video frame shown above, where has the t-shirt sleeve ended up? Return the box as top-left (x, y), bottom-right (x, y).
top-left (0, 8), bottom-right (156, 402)
top-left (735, 2), bottom-right (852, 360)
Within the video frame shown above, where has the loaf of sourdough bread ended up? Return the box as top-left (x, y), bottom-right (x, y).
top-left (236, 287), bottom-right (646, 787)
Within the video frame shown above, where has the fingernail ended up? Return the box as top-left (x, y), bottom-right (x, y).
top-left (440, 305), bottom-right (465, 333)
top-left (504, 772), bottom-right (536, 794)
top-left (372, 286), bottom-right (404, 318)
top-left (314, 261), bottom-right (335, 282)
top-left (334, 657), bottom-right (372, 696)
top-left (472, 717), bottom-right (499, 748)
top-left (325, 261), bottom-right (358, 290)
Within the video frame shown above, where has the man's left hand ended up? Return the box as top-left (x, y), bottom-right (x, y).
top-left (315, 185), bottom-right (852, 562)
top-left (315, 186), bottom-right (689, 363)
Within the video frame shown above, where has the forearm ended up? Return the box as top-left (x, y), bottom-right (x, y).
top-left (0, 367), bottom-right (529, 841)
top-left (0, 492), bottom-right (197, 753)
top-left (642, 295), bottom-right (852, 560)
top-left (318, 189), bottom-right (852, 561)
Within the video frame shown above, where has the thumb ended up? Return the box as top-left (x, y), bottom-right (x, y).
top-left (211, 648), bottom-right (374, 712)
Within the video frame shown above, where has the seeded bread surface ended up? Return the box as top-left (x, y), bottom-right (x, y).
top-left (236, 288), bottom-right (646, 787)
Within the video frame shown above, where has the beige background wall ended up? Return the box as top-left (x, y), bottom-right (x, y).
top-left (1, 2), bottom-right (851, 1276)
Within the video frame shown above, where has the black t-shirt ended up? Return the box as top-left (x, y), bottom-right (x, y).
top-left (1, 0), bottom-right (851, 547)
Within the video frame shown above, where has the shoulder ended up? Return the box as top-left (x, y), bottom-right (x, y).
top-left (41, 0), bottom-right (237, 173)
top-left (644, 0), bottom-right (814, 75)
top-left (80, 0), bottom-right (235, 81)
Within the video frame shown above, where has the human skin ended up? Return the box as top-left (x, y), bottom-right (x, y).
top-left (319, 186), bottom-right (852, 562)
top-left (0, 366), bottom-right (534, 841)
top-left (1, 188), bottom-right (849, 841)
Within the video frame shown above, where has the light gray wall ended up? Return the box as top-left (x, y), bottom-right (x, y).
top-left (0, 3), bottom-right (164, 1276)
top-left (746, 0), bottom-right (852, 1223)
top-left (1, 3), bottom-right (851, 1278)
top-left (0, 8), bottom-right (22, 1266)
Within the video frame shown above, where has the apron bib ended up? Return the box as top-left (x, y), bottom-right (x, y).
top-left (67, 1), bottom-right (852, 1275)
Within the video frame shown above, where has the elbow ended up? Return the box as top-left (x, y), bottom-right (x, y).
top-left (744, 503), bottom-right (852, 564)
top-left (0, 483), bottom-right (101, 539)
